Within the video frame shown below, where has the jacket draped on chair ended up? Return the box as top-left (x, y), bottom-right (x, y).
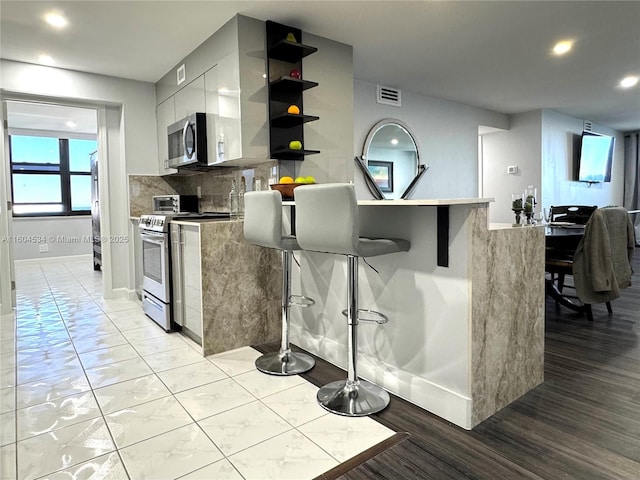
top-left (573, 207), bottom-right (635, 305)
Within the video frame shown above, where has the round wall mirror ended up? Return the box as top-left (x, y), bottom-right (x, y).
top-left (363, 119), bottom-right (420, 199)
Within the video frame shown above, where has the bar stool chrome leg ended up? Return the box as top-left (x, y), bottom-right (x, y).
top-left (317, 255), bottom-right (390, 416)
top-left (255, 250), bottom-right (315, 375)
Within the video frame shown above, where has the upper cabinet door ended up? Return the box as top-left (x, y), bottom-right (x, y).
top-left (205, 55), bottom-right (243, 163)
top-left (174, 75), bottom-right (206, 119)
top-left (156, 96), bottom-right (177, 175)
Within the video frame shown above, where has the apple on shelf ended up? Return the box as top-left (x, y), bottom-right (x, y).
top-left (289, 140), bottom-right (302, 150)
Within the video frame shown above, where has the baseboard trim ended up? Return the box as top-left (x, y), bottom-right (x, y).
top-left (14, 254), bottom-right (93, 266)
top-left (107, 287), bottom-right (140, 302)
top-left (290, 324), bottom-right (473, 429)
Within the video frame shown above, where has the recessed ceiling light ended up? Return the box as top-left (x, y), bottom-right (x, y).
top-left (44, 11), bottom-right (68, 28)
top-left (391, 138), bottom-right (399, 145)
top-left (620, 76), bottom-right (639, 88)
top-left (66, 121), bottom-right (77, 128)
top-left (38, 54), bottom-right (55, 65)
top-left (552, 40), bottom-right (573, 56)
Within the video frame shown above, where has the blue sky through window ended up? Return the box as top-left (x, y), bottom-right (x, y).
top-left (11, 135), bottom-right (97, 214)
top-left (11, 136), bottom-right (59, 164)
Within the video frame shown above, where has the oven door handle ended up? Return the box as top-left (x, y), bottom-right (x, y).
top-left (140, 232), bottom-right (166, 245)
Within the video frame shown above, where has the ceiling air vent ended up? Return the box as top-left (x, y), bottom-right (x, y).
top-left (583, 120), bottom-right (592, 132)
top-left (377, 85), bottom-right (401, 107)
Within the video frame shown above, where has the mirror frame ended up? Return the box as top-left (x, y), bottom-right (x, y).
top-left (362, 118), bottom-right (420, 166)
top-left (362, 119), bottom-right (421, 199)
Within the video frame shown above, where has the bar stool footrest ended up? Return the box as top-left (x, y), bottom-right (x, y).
top-left (341, 308), bottom-right (389, 324)
top-left (317, 379), bottom-right (390, 416)
top-left (289, 294), bottom-right (315, 307)
top-left (255, 351), bottom-right (315, 376)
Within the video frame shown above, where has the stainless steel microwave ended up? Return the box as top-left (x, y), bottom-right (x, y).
top-left (167, 113), bottom-right (210, 169)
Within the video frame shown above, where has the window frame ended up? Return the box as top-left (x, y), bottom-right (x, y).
top-left (9, 133), bottom-right (96, 218)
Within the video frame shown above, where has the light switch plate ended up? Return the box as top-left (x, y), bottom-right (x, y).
top-left (507, 165), bottom-right (518, 175)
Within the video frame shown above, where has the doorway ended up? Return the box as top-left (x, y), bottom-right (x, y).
top-left (1, 98), bottom-right (111, 313)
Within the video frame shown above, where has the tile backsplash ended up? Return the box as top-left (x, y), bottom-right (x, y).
top-left (129, 162), bottom-right (277, 217)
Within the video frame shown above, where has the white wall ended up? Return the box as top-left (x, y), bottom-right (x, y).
top-left (482, 109), bottom-right (624, 224)
top-left (0, 60), bottom-right (158, 175)
top-left (287, 32), bottom-right (354, 184)
top-left (12, 217), bottom-right (92, 260)
top-left (482, 111), bottom-right (542, 224)
top-left (1, 60), bottom-right (158, 297)
top-left (354, 80), bottom-right (509, 199)
top-left (541, 109), bottom-right (624, 209)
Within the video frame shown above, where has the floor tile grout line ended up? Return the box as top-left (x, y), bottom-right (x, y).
top-left (12, 261), bottom-right (388, 480)
top-left (14, 266), bottom-right (109, 480)
top-left (22, 270), bottom-right (123, 478)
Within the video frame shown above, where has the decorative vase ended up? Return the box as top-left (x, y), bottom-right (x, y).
top-left (511, 193), bottom-right (524, 226)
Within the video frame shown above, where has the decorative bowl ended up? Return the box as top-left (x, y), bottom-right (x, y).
top-left (270, 182), bottom-right (314, 199)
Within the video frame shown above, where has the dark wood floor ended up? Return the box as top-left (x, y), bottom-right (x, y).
top-left (258, 248), bottom-right (640, 480)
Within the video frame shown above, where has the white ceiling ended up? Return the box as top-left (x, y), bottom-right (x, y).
top-left (1, 1), bottom-right (639, 132)
top-left (6, 101), bottom-right (97, 135)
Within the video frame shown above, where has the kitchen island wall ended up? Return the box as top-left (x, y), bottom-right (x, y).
top-left (287, 200), bottom-right (544, 429)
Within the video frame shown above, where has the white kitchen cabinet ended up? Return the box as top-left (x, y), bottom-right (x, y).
top-left (171, 223), bottom-right (203, 346)
top-left (174, 75), bottom-right (206, 119)
top-left (155, 16), bottom-right (269, 168)
top-left (156, 96), bottom-right (176, 175)
top-left (182, 225), bottom-right (203, 342)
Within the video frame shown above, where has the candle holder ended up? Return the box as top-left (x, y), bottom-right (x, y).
top-left (524, 186), bottom-right (537, 225)
top-left (511, 193), bottom-right (524, 225)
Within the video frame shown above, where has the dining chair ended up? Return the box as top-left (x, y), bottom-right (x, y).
top-left (546, 205), bottom-right (598, 293)
top-left (546, 206), bottom-right (634, 321)
top-left (549, 205), bottom-right (597, 224)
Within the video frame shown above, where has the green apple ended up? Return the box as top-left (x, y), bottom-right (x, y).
top-left (286, 33), bottom-right (297, 43)
top-left (305, 176), bottom-right (316, 184)
top-left (294, 176), bottom-right (306, 183)
top-left (289, 140), bottom-right (302, 150)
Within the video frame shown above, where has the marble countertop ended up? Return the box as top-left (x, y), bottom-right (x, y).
top-left (488, 223), bottom-right (545, 231)
top-left (170, 217), bottom-right (241, 226)
top-left (283, 197), bottom-right (494, 206)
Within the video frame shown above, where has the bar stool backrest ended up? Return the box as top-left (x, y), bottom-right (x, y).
top-left (243, 190), bottom-right (283, 249)
top-left (295, 183), bottom-right (360, 255)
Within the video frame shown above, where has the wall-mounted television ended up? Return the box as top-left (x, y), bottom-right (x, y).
top-left (576, 131), bottom-right (614, 183)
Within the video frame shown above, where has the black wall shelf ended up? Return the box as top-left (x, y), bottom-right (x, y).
top-left (271, 148), bottom-right (320, 161)
top-left (266, 20), bottom-right (319, 162)
top-left (271, 114), bottom-right (320, 128)
top-left (269, 77), bottom-right (318, 93)
top-left (268, 40), bottom-right (318, 63)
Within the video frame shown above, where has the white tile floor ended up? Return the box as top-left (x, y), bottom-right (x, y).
top-left (0, 258), bottom-right (395, 480)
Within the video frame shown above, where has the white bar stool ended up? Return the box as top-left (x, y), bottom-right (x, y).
top-left (243, 190), bottom-right (315, 375)
top-left (294, 183), bottom-right (410, 416)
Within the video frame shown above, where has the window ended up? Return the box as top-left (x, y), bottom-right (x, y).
top-left (10, 135), bottom-right (97, 216)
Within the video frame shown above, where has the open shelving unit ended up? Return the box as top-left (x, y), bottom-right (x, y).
top-left (266, 20), bottom-right (320, 162)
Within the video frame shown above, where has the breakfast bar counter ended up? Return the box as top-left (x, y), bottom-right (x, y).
top-left (285, 198), bottom-right (545, 429)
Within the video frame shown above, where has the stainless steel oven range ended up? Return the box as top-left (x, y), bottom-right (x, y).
top-left (139, 214), bottom-right (179, 332)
